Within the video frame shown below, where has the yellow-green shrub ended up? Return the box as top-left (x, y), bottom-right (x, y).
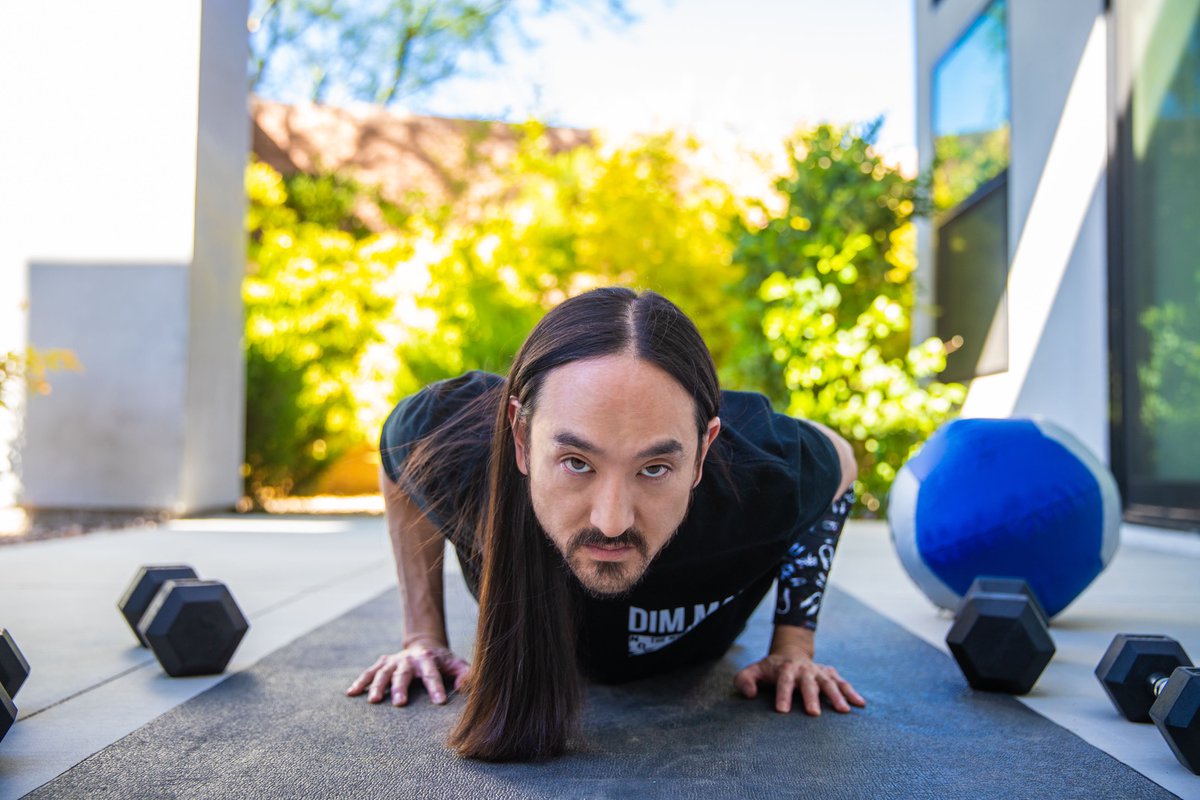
top-left (725, 123), bottom-right (965, 514)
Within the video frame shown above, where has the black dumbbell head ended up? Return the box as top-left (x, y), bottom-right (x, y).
top-left (1095, 634), bottom-right (1192, 723)
top-left (1149, 666), bottom-right (1200, 775)
top-left (964, 576), bottom-right (1049, 627)
top-left (118, 565), bottom-right (199, 646)
top-left (946, 592), bottom-right (1055, 694)
top-left (138, 579), bottom-right (249, 678)
top-left (0, 629), bottom-right (30, 699)
top-left (0, 685), bottom-right (15, 744)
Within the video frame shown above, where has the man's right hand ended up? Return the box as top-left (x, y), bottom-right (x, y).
top-left (345, 639), bottom-right (471, 707)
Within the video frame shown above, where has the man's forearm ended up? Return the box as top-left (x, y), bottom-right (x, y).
top-left (774, 489), bottom-right (854, 630)
top-left (380, 466), bottom-right (449, 647)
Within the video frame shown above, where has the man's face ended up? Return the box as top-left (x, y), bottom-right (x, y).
top-left (510, 353), bottom-right (720, 599)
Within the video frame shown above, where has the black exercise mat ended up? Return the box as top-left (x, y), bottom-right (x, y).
top-left (29, 575), bottom-right (1175, 800)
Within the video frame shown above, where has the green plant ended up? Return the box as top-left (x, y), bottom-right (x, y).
top-left (1, 347), bottom-right (81, 490)
top-left (243, 122), bottom-right (962, 509)
top-left (1138, 290), bottom-right (1200, 432)
top-left (0, 348), bottom-right (81, 411)
top-left (726, 122), bottom-right (965, 514)
top-left (394, 123), bottom-right (741, 396)
top-left (243, 160), bottom-right (411, 499)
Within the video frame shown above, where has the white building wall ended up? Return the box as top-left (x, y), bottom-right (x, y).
top-left (914, 0), bottom-right (1112, 462)
top-left (0, 0), bottom-right (248, 512)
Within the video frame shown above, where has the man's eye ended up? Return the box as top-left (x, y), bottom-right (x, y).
top-left (640, 464), bottom-right (670, 479)
top-left (563, 457), bottom-right (592, 474)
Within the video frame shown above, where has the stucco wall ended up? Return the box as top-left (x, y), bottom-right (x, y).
top-left (0, 0), bottom-right (248, 512)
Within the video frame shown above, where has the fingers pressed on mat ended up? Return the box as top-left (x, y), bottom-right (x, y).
top-left (820, 674), bottom-right (850, 713)
top-left (799, 674), bottom-right (822, 716)
top-left (775, 671), bottom-right (797, 713)
top-left (391, 662), bottom-right (415, 703)
top-left (369, 663), bottom-right (400, 703)
top-left (419, 662), bottom-right (447, 704)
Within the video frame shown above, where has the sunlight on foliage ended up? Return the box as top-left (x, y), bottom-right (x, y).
top-left (244, 162), bottom-right (413, 498)
top-left (725, 122), bottom-right (965, 514)
top-left (0, 348), bottom-right (82, 411)
top-left (395, 123), bottom-right (741, 394)
top-left (244, 121), bottom-right (963, 513)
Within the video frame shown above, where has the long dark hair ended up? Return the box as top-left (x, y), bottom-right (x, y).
top-left (427, 287), bottom-right (721, 761)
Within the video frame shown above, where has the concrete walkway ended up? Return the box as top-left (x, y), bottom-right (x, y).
top-left (0, 515), bottom-right (397, 800)
top-left (0, 514), bottom-right (1197, 799)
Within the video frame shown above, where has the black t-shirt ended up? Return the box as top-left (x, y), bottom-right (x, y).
top-left (380, 371), bottom-right (841, 682)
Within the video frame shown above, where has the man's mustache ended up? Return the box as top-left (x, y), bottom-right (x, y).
top-left (567, 527), bottom-right (649, 558)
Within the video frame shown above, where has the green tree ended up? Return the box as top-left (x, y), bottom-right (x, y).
top-left (243, 160), bottom-right (411, 500)
top-left (932, 126), bottom-right (1010, 212)
top-left (1139, 290), bottom-right (1200, 433)
top-left (249, 0), bottom-right (629, 106)
top-left (243, 127), bottom-right (739, 497)
top-left (727, 122), bottom-right (965, 514)
top-left (395, 124), bottom-right (740, 397)
top-left (242, 121), bottom-right (963, 509)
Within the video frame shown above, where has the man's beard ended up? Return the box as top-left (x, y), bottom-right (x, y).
top-left (557, 525), bottom-right (674, 600)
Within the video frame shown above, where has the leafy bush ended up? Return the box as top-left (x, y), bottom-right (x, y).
top-left (243, 161), bottom-right (411, 499)
top-left (725, 122), bottom-right (965, 514)
top-left (392, 123), bottom-right (741, 396)
top-left (243, 122), bottom-right (963, 511)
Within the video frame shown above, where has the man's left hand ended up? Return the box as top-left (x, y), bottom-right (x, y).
top-left (734, 653), bottom-right (865, 714)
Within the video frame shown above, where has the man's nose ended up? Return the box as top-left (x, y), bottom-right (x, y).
top-left (591, 475), bottom-right (635, 538)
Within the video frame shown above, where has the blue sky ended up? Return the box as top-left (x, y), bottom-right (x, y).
top-left (933, 1), bottom-right (1008, 137)
top-left (346, 0), bottom-right (918, 166)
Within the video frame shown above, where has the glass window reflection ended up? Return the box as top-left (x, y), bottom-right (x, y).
top-left (932, 0), bottom-right (1010, 213)
top-left (1118, 0), bottom-right (1200, 519)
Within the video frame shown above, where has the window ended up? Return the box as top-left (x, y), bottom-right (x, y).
top-left (931, 0), bottom-right (1010, 383)
top-left (1111, 0), bottom-right (1200, 529)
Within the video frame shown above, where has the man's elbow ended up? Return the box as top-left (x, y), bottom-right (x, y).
top-left (804, 420), bottom-right (857, 498)
top-left (830, 432), bottom-right (857, 497)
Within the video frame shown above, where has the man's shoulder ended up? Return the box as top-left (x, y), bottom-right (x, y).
top-left (715, 389), bottom-right (804, 467)
top-left (400, 371), bottom-right (502, 423)
top-left (422, 370), bottom-right (504, 401)
top-left (379, 371), bottom-right (500, 509)
top-left (382, 371), bottom-right (501, 450)
top-left (718, 389), bottom-right (777, 432)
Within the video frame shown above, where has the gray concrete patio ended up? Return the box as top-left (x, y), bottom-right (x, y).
top-left (0, 514), bottom-right (1197, 798)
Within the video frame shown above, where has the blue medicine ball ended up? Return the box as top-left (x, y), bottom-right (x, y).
top-left (888, 418), bottom-right (1121, 619)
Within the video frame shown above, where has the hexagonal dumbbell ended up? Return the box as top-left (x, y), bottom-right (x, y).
top-left (945, 578), bottom-right (1055, 695)
top-left (0, 687), bottom-right (14, 745)
top-left (137, 579), bottom-right (250, 677)
top-left (0, 628), bottom-right (31, 744)
top-left (1095, 634), bottom-right (1199, 775)
top-left (961, 576), bottom-right (1049, 628)
top-left (118, 565), bottom-right (200, 646)
top-left (0, 628), bottom-right (30, 699)
top-left (1150, 667), bottom-right (1200, 775)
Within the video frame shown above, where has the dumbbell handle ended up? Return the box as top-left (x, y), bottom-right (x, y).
top-left (1147, 672), bottom-right (1171, 697)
